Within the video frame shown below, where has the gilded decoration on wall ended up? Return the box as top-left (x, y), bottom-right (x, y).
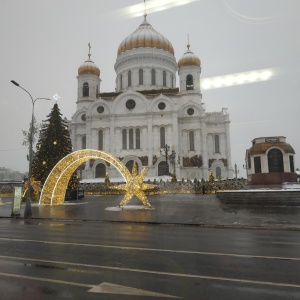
top-left (209, 158), bottom-right (227, 168)
top-left (89, 159), bottom-right (95, 168)
top-left (183, 155), bottom-right (203, 167)
top-left (139, 156), bottom-right (148, 166)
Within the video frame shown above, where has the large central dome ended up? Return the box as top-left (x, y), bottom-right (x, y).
top-left (117, 16), bottom-right (174, 57)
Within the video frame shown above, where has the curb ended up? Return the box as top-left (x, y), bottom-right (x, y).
top-left (2, 216), bottom-right (300, 231)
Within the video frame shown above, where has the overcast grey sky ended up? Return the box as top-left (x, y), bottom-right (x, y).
top-left (1, 0), bottom-right (299, 177)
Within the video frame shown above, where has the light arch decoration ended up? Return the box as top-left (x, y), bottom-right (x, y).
top-left (39, 149), bottom-right (154, 207)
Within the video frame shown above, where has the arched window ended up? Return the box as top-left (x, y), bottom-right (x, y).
top-left (215, 135), bottom-right (220, 153)
top-left (129, 128), bottom-right (134, 149)
top-left (189, 131), bottom-right (195, 151)
top-left (122, 129), bottom-right (127, 149)
top-left (139, 69), bottom-right (143, 85)
top-left (160, 127), bottom-right (165, 148)
top-left (254, 157), bottom-right (262, 173)
top-left (96, 85), bottom-right (99, 96)
top-left (82, 135), bottom-right (86, 149)
top-left (151, 68), bottom-right (156, 85)
top-left (216, 167), bottom-right (221, 178)
top-left (126, 160), bottom-right (139, 174)
top-left (83, 82), bottom-right (89, 97)
top-left (128, 70), bottom-right (131, 87)
top-left (158, 161), bottom-right (169, 176)
top-left (186, 74), bottom-right (194, 90)
top-left (98, 130), bottom-right (103, 150)
top-left (95, 163), bottom-right (106, 178)
top-left (268, 148), bottom-right (284, 173)
top-left (289, 155), bottom-right (295, 172)
top-left (247, 152), bottom-right (251, 168)
top-left (171, 74), bottom-right (174, 88)
top-left (120, 74), bottom-right (123, 90)
top-left (163, 70), bottom-right (167, 86)
top-left (136, 128), bottom-right (140, 149)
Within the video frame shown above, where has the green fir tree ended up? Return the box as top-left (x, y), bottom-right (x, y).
top-left (31, 103), bottom-right (79, 190)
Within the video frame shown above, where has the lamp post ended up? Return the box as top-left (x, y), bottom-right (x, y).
top-left (234, 162), bottom-right (239, 179)
top-left (11, 80), bottom-right (50, 219)
top-left (170, 149), bottom-right (180, 183)
top-left (160, 144), bottom-right (170, 175)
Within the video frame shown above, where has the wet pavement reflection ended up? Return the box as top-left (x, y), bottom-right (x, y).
top-left (0, 194), bottom-right (300, 230)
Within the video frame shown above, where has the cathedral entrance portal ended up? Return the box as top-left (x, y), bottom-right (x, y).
top-left (158, 161), bottom-right (169, 176)
top-left (95, 163), bottom-right (106, 178)
top-left (126, 160), bottom-right (139, 174)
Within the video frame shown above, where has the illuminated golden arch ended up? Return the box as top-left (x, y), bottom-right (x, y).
top-left (39, 149), bottom-right (132, 205)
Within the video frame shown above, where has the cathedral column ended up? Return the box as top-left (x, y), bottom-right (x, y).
top-left (104, 128), bottom-right (109, 151)
top-left (172, 112), bottom-right (181, 178)
top-left (225, 121), bottom-right (233, 178)
top-left (82, 116), bottom-right (93, 178)
top-left (91, 129), bottom-right (97, 149)
top-left (109, 115), bottom-right (115, 154)
top-left (200, 117), bottom-right (208, 179)
top-left (142, 127), bottom-right (147, 151)
top-left (85, 116), bottom-right (92, 149)
top-left (172, 113), bottom-right (179, 148)
top-left (147, 114), bottom-right (153, 166)
top-left (76, 135), bottom-right (81, 151)
top-left (70, 125), bottom-right (76, 151)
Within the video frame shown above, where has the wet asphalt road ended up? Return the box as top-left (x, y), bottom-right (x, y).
top-left (0, 218), bottom-right (300, 299)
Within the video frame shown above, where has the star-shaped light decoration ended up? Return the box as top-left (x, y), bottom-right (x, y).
top-left (52, 93), bottom-right (61, 102)
top-left (111, 161), bottom-right (156, 208)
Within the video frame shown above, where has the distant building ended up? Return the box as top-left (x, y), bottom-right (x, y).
top-left (245, 136), bottom-right (297, 184)
top-left (0, 167), bottom-right (25, 182)
top-left (70, 14), bottom-right (233, 180)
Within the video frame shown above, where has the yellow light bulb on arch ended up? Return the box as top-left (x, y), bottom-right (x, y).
top-left (39, 149), bottom-right (154, 207)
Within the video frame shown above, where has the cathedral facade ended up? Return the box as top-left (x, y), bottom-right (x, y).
top-left (70, 15), bottom-right (234, 180)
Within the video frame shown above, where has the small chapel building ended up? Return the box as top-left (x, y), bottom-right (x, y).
top-left (70, 14), bottom-right (234, 181)
top-left (245, 136), bottom-right (297, 185)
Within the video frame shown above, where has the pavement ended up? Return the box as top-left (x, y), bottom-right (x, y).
top-left (1, 193), bottom-right (300, 230)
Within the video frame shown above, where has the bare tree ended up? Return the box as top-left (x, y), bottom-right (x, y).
top-left (22, 116), bottom-right (40, 161)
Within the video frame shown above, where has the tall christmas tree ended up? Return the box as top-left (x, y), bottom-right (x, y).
top-left (31, 103), bottom-right (79, 190)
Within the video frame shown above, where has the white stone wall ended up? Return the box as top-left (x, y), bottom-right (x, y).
top-left (114, 48), bottom-right (177, 92)
top-left (71, 90), bottom-right (233, 180)
top-left (178, 65), bottom-right (201, 93)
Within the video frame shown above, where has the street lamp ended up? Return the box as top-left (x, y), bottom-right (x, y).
top-left (234, 162), bottom-right (239, 179)
top-left (160, 144), bottom-right (170, 175)
top-left (11, 80), bottom-right (51, 219)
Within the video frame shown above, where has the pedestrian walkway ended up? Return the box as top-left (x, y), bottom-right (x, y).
top-left (1, 194), bottom-right (300, 230)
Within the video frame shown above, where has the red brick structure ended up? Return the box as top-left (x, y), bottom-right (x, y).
top-left (245, 136), bottom-right (297, 185)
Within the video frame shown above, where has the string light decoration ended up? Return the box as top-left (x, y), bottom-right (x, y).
top-left (111, 161), bottom-right (156, 207)
top-left (39, 150), bottom-right (154, 207)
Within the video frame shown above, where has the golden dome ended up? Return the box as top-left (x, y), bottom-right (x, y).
top-left (78, 55), bottom-right (100, 77)
top-left (178, 45), bottom-right (201, 68)
top-left (117, 16), bottom-right (174, 56)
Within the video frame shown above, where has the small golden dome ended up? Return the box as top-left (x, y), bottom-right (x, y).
top-left (178, 45), bottom-right (201, 68)
top-left (117, 16), bottom-right (174, 56)
top-left (78, 55), bottom-right (100, 77)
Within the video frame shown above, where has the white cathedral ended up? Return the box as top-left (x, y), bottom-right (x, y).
top-left (70, 14), bottom-right (234, 181)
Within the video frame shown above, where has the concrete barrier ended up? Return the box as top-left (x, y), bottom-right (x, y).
top-left (216, 190), bottom-right (300, 206)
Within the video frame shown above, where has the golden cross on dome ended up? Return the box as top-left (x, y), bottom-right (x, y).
top-left (187, 34), bottom-right (190, 50)
top-left (88, 42), bottom-right (91, 59)
top-left (144, 0), bottom-right (147, 19)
